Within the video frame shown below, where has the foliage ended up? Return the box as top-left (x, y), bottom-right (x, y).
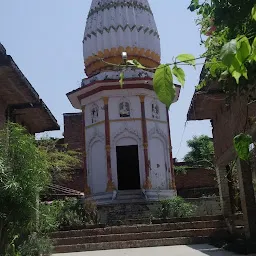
top-left (0, 123), bottom-right (51, 254)
top-left (57, 198), bottom-right (85, 228)
top-left (17, 233), bottom-right (53, 256)
top-left (39, 200), bottom-right (64, 233)
top-left (157, 196), bottom-right (197, 219)
top-left (174, 165), bottom-right (188, 175)
top-left (183, 135), bottom-right (215, 169)
top-left (188, 0), bottom-right (256, 90)
top-left (37, 137), bottom-right (81, 183)
top-left (234, 133), bottom-right (253, 161)
top-left (57, 198), bottom-right (99, 229)
top-left (83, 199), bottom-right (100, 225)
top-left (188, 1), bottom-right (256, 160)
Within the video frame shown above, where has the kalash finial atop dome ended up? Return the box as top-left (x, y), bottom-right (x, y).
top-left (83, 0), bottom-right (161, 78)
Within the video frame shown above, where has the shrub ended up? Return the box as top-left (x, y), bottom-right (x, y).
top-left (39, 200), bottom-right (63, 233)
top-left (18, 233), bottom-right (53, 256)
top-left (158, 196), bottom-right (197, 219)
top-left (57, 198), bottom-right (99, 229)
top-left (0, 123), bottom-right (50, 254)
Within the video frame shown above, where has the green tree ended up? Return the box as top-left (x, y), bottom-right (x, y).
top-left (183, 135), bottom-right (214, 169)
top-left (0, 123), bottom-right (50, 254)
top-left (37, 138), bottom-right (81, 183)
top-left (0, 124), bottom-right (81, 255)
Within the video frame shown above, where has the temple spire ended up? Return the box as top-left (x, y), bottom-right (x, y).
top-left (83, 0), bottom-right (161, 77)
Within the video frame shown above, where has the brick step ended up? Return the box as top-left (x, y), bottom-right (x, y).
top-left (108, 218), bottom-right (151, 226)
top-left (51, 220), bottom-right (225, 239)
top-left (54, 236), bottom-right (209, 253)
top-left (152, 215), bottom-right (224, 224)
top-left (53, 227), bottom-right (227, 246)
top-left (108, 212), bottom-right (150, 220)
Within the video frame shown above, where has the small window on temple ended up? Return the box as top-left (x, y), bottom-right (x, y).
top-left (119, 101), bottom-right (130, 118)
top-left (91, 104), bottom-right (99, 123)
top-left (152, 103), bottom-right (160, 119)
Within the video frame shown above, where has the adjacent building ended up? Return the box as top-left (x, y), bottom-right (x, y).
top-left (0, 43), bottom-right (59, 134)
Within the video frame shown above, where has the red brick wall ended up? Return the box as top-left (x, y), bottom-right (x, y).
top-left (64, 113), bottom-right (83, 153)
top-left (212, 94), bottom-right (256, 163)
top-left (59, 169), bottom-right (85, 192)
top-left (175, 168), bottom-right (217, 190)
top-left (63, 113), bottom-right (84, 192)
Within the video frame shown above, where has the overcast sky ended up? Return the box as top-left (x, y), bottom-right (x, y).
top-left (0, 0), bottom-right (212, 159)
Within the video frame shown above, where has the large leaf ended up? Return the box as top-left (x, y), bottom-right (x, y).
top-left (176, 54), bottom-right (196, 67)
top-left (251, 37), bottom-right (256, 62)
top-left (220, 39), bottom-right (237, 67)
top-left (126, 59), bottom-right (146, 69)
top-left (236, 36), bottom-right (251, 63)
top-left (153, 65), bottom-right (176, 108)
top-left (232, 71), bottom-right (242, 84)
top-left (228, 56), bottom-right (248, 82)
top-left (252, 4), bottom-right (256, 21)
top-left (234, 133), bottom-right (252, 161)
top-left (172, 65), bottom-right (185, 87)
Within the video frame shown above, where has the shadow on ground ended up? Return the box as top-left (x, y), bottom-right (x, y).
top-left (189, 244), bottom-right (256, 255)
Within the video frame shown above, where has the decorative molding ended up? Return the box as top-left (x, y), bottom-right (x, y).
top-left (84, 25), bottom-right (159, 42)
top-left (103, 97), bottom-right (109, 105)
top-left (90, 103), bottom-right (99, 124)
top-left (151, 100), bottom-right (160, 120)
top-left (86, 128), bottom-right (106, 193)
top-left (143, 143), bottom-right (148, 149)
top-left (87, 128), bottom-right (105, 157)
top-left (139, 95), bottom-right (145, 103)
top-left (85, 118), bottom-right (166, 128)
top-left (110, 118), bottom-right (141, 123)
top-left (112, 124), bottom-right (142, 146)
top-left (87, 1), bottom-right (153, 19)
top-left (86, 120), bottom-right (105, 129)
top-left (82, 68), bottom-right (153, 86)
top-left (85, 52), bottom-right (159, 77)
top-left (106, 145), bottom-right (111, 153)
top-left (147, 118), bottom-right (167, 124)
top-left (148, 124), bottom-right (168, 142)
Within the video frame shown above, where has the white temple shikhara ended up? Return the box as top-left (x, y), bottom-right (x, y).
top-left (67, 0), bottom-right (180, 204)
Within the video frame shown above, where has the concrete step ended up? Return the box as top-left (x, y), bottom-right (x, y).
top-left (109, 198), bottom-right (147, 204)
top-left (53, 228), bottom-right (227, 246)
top-left (54, 236), bottom-right (209, 253)
top-left (117, 190), bottom-right (142, 195)
top-left (51, 220), bottom-right (226, 239)
top-left (116, 195), bottom-right (144, 200)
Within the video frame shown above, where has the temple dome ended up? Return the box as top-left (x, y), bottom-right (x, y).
top-left (83, 0), bottom-right (161, 77)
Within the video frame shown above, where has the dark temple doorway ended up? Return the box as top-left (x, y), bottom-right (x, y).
top-left (116, 145), bottom-right (141, 190)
